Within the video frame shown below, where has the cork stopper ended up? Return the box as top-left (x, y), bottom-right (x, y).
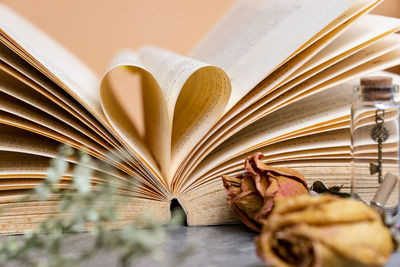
top-left (360, 76), bottom-right (394, 101)
top-left (360, 76), bottom-right (393, 87)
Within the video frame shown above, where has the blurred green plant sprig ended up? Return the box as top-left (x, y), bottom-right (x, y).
top-left (0, 145), bottom-right (185, 267)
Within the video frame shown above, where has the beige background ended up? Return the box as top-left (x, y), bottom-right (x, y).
top-left (3, 0), bottom-right (399, 75)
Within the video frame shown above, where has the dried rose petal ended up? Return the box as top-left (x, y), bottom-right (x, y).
top-left (255, 194), bottom-right (394, 267)
top-left (222, 152), bottom-right (308, 231)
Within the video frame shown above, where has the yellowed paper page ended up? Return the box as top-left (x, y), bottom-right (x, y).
top-left (178, 179), bottom-right (238, 226)
top-left (139, 46), bottom-right (231, 180)
top-left (0, 124), bottom-right (136, 182)
top-left (100, 50), bottom-right (170, 193)
top-left (191, 0), bottom-right (379, 109)
top-left (0, 144), bottom-right (164, 200)
top-left (188, 84), bottom-right (353, 183)
top-left (0, 69), bottom-right (114, 151)
top-left (0, 4), bottom-right (104, 123)
top-left (0, 6), bottom-right (155, 190)
top-left (281, 34), bottom-right (400, 97)
top-left (207, 7), bottom-right (389, 136)
top-left (0, 197), bottom-right (169, 235)
top-left (260, 37), bottom-right (400, 118)
top-left (0, 108), bottom-right (139, 181)
top-left (0, 92), bottom-right (110, 157)
top-left (178, 66), bottom-right (400, 189)
top-left (267, 48), bottom-right (400, 116)
top-left (175, 0), bottom-right (382, 188)
top-left (0, 124), bottom-right (60, 157)
top-left (189, 71), bottom-right (400, 186)
top-left (292, 14), bottom-right (400, 78)
top-left (187, 130), bottom-right (351, 191)
top-left (206, 46), bottom-right (400, 164)
top-left (0, 41), bottom-right (123, 153)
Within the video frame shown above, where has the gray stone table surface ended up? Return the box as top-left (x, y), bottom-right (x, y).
top-left (3, 225), bottom-right (400, 266)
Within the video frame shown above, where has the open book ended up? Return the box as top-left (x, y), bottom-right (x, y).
top-left (1, 0), bottom-right (400, 234)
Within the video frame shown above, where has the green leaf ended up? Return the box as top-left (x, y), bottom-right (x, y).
top-left (311, 181), bottom-right (351, 198)
top-left (0, 146), bottom-right (178, 267)
top-left (310, 181), bottom-right (327, 193)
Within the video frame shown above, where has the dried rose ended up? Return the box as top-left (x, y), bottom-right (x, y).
top-left (222, 152), bottom-right (308, 231)
top-left (255, 194), bottom-right (394, 267)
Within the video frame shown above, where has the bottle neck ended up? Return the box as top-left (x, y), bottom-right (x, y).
top-left (355, 85), bottom-right (399, 102)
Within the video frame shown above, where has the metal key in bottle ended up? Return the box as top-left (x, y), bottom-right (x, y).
top-left (351, 76), bottom-right (399, 218)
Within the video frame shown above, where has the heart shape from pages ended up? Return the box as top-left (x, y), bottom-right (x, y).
top-left (100, 49), bottom-right (231, 186)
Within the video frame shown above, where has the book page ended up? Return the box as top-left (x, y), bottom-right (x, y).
top-left (187, 129), bottom-right (351, 192)
top-left (0, 197), bottom-right (170, 235)
top-left (138, 46), bottom-right (231, 180)
top-left (177, 51), bottom-right (400, 188)
top-left (0, 124), bottom-right (135, 182)
top-left (0, 106), bottom-right (151, 188)
top-left (187, 130), bottom-right (351, 191)
top-left (174, 0), bottom-right (383, 188)
top-left (187, 151), bottom-right (398, 208)
top-left (0, 143), bottom-right (164, 200)
top-left (0, 4), bottom-right (105, 124)
top-left (0, 89), bottom-right (119, 161)
top-left (0, 93), bottom-right (101, 153)
top-left (291, 15), bottom-right (400, 78)
top-left (0, 42), bottom-right (124, 154)
top-left (191, 0), bottom-right (380, 109)
top-left (0, 109), bottom-right (77, 148)
top-left (184, 85), bottom-right (353, 190)
top-left (207, 8), bottom-right (390, 135)
top-left (0, 7), bottom-right (162, 194)
top-left (186, 70), bottom-right (400, 188)
top-left (261, 37), bottom-right (400, 116)
top-left (266, 48), bottom-right (400, 115)
top-left (0, 69), bottom-right (114, 151)
top-left (192, 161), bottom-right (356, 194)
top-left (195, 44), bottom-right (400, 171)
top-left (178, 178), bottom-right (239, 226)
top-left (0, 95), bottom-right (146, 180)
top-left (181, 161), bottom-right (400, 227)
top-left (281, 34), bottom-right (400, 97)
top-left (100, 50), bottom-right (170, 191)
top-left (0, 124), bottom-right (60, 157)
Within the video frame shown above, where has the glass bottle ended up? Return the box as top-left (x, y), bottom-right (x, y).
top-left (351, 76), bottom-right (399, 220)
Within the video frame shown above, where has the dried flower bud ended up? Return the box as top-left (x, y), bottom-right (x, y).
top-left (255, 194), bottom-right (394, 267)
top-left (222, 153), bottom-right (308, 231)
